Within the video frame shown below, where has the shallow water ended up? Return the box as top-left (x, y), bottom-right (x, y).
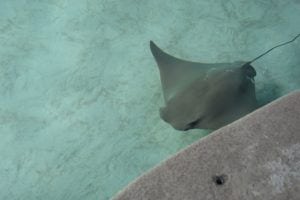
top-left (0, 0), bottom-right (299, 199)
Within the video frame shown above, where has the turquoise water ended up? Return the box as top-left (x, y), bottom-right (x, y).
top-left (0, 0), bottom-right (299, 199)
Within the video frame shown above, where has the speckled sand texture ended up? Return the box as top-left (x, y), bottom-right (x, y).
top-left (113, 91), bottom-right (300, 200)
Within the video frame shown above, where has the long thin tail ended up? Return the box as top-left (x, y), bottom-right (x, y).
top-left (249, 33), bottom-right (300, 64)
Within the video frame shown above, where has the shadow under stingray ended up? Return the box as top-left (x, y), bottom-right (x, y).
top-left (256, 80), bottom-right (283, 108)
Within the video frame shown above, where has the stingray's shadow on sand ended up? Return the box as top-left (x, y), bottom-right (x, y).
top-left (256, 79), bottom-right (282, 108)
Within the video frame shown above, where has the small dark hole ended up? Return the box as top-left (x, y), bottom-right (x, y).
top-left (215, 177), bottom-right (224, 185)
top-left (213, 175), bottom-right (227, 186)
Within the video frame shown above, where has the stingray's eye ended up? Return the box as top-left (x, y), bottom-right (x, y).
top-left (242, 63), bottom-right (256, 78)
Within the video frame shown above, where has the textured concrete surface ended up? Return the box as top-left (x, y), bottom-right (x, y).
top-left (0, 1), bottom-right (300, 200)
top-left (113, 91), bottom-right (300, 200)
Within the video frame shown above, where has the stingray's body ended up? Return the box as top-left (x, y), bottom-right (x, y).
top-left (150, 41), bottom-right (258, 131)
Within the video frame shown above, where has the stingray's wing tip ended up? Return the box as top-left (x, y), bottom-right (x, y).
top-left (149, 40), bottom-right (157, 53)
top-left (149, 40), bottom-right (155, 45)
top-left (149, 40), bottom-right (167, 60)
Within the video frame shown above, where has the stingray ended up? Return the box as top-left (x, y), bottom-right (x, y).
top-left (150, 33), bottom-right (300, 131)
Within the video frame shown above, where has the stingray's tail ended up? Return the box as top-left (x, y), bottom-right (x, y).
top-left (250, 33), bottom-right (300, 64)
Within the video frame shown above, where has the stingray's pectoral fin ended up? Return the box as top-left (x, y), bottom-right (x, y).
top-left (150, 41), bottom-right (205, 102)
top-left (159, 107), bottom-right (183, 130)
top-left (150, 41), bottom-right (183, 67)
top-left (150, 41), bottom-right (164, 64)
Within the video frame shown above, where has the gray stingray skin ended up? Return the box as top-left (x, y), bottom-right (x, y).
top-left (150, 41), bottom-right (258, 131)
